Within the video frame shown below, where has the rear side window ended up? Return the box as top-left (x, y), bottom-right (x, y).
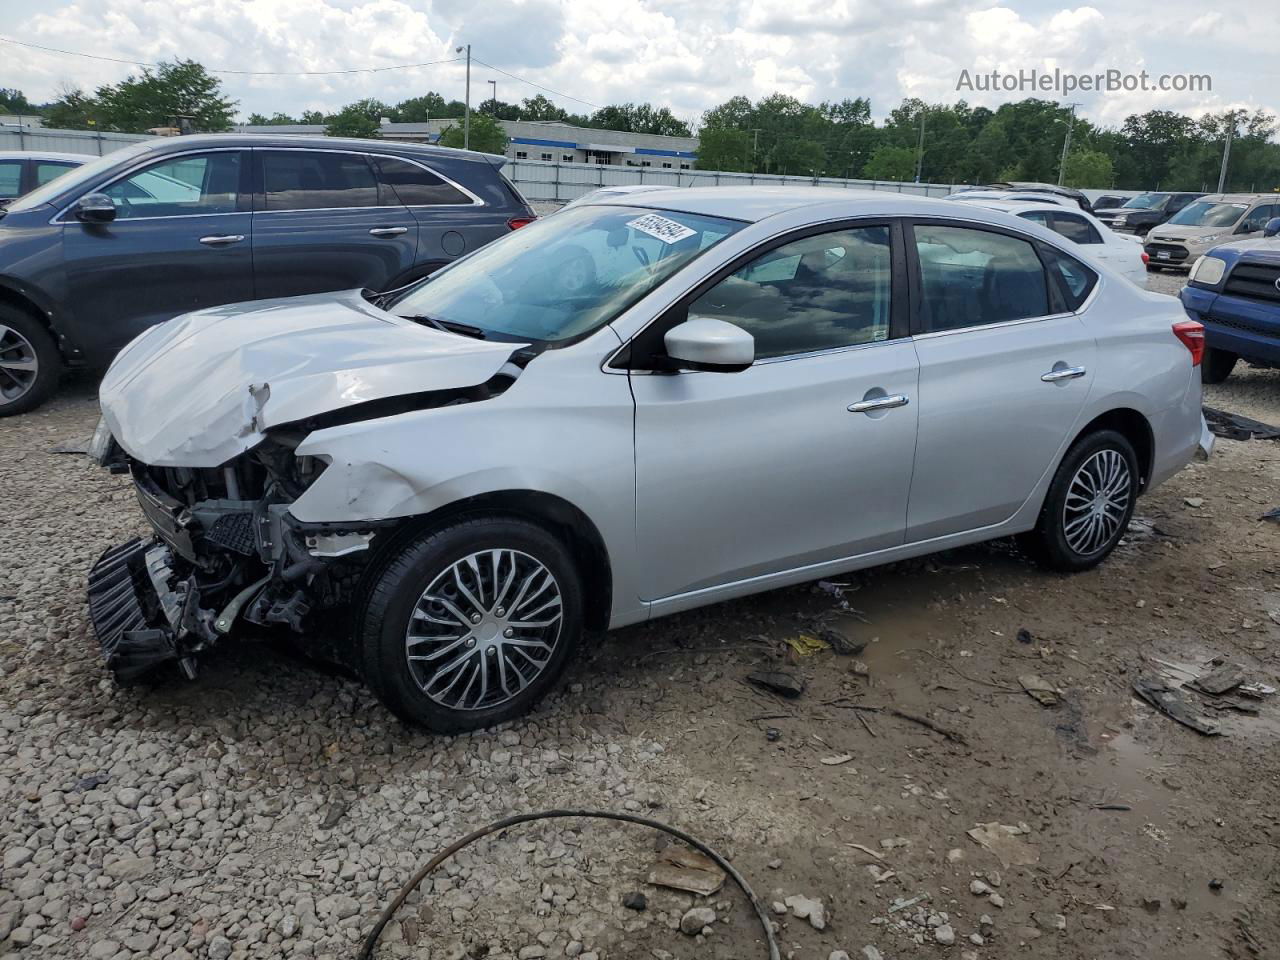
top-left (1040, 246), bottom-right (1098, 310)
top-left (35, 161), bottom-right (78, 187)
top-left (261, 151), bottom-right (378, 210)
top-left (1051, 213), bottom-right (1103, 244)
top-left (0, 159), bottom-right (21, 198)
top-left (913, 224), bottom-right (1049, 331)
top-left (373, 156), bottom-right (471, 206)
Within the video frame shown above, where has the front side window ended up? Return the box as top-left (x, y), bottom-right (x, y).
top-left (1168, 200), bottom-right (1248, 228)
top-left (688, 226), bottom-right (893, 359)
top-left (388, 204), bottom-right (743, 344)
top-left (261, 151), bottom-right (377, 210)
top-left (374, 156), bottom-right (470, 206)
top-left (1051, 213), bottom-right (1102, 244)
top-left (914, 224), bottom-right (1049, 331)
top-left (35, 161), bottom-right (78, 187)
top-left (102, 153), bottom-right (240, 219)
top-left (0, 160), bottom-right (21, 198)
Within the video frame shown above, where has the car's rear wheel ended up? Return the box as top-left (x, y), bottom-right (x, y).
top-left (1201, 347), bottom-right (1237, 384)
top-left (0, 306), bottom-right (61, 417)
top-left (1021, 429), bottom-right (1139, 572)
top-left (359, 517), bottom-right (583, 732)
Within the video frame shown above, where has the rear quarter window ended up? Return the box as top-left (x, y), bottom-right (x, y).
top-left (1039, 245), bottom-right (1098, 310)
top-left (374, 156), bottom-right (473, 206)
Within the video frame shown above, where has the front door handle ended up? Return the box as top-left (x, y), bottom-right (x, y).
top-left (848, 394), bottom-right (910, 414)
top-left (369, 226), bottom-right (408, 237)
top-left (1041, 365), bottom-right (1087, 382)
top-left (199, 234), bottom-right (245, 246)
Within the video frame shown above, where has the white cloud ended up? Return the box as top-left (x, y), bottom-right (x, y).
top-left (2, 0), bottom-right (1275, 127)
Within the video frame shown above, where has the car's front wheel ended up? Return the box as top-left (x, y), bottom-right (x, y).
top-left (0, 306), bottom-right (62, 417)
top-left (1201, 347), bottom-right (1237, 384)
top-left (359, 517), bottom-right (583, 732)
top-left (1021, 429), bottom-right (1139, 572)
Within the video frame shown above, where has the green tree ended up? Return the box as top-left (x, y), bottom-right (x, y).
top-left (0, 88), bottom-right (40, 115)
top-left (694, 127), bottom-right (752, 172)
top-left (42, 88), bottom-right (102, 130)
top-left (1062, 149), bottom-right (1113, 188)
top-left (769, 138), bottom-right (826, 176)
top-left (247, 111), bottom-right (297, 125)
top-left (438, 112), bottom-right (508, 154)
top-left (588, 103), bottom-right (691, 137)
top-left (862, 145), bottom-right (917, 181)
top-left (89, 59), bottom-right (236, 132)
top-left (520, 94), bottom-right (567, 121)
top-left (325, 99), bottom-right (389, 138)
top-left (300, 109), bottom-right (326, 124)
top-left (390, 93), bottom-right (447, 122)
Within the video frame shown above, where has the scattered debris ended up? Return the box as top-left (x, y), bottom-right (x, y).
top-left (784, 894), bottom-right (827, 930)
top-left (845, 843), bottom-right (884, 861)
top-left (1209, 878), bottom-right (1225, 892)
top-left (887, 707), bottom-right (967, 744)
top-left (966, 822), bottom-right (1039, 867)
top-left (1132, 676), bottom-right (1222, 736)
top-left (648, 846), bottom-right (726, 897)
top-left (1019, 674), bottom-right (1062, 707)
top-left (1184, 497), bottom-right (1205, 508)
top-left (866, 866), bottom-right (896, 884)
top-left (786, 633), bottom-right (830, 657)
top-left (49, 441), bottom-right (89, 455)
top-left (679, 906), bottom-right (716, 935)
top-left (888, 893), bottom-right (931, 914)
top-left (1143, 898), bottom-right (1161, 913)
top-left (1260, 507), bottom-right (1280, 524)
top-left (747, 670), bottom-right (805, 699)
top-left (850, 659), bottom-right (871, 678)
top-left (1016, 627), bottom-right (1034, 645)
top-left (1092, 802), bottom-right (1132, 812)
top-left (622, 892), bottom-right (647, 911)
top-left (818, 626), bottom-right (866, 656)
top-left (1193, 662), bottom-right (1246, 696)
top-left (1239, 682), bottom-right (1277, 699)
top-left (820, 753), bottom-right (854, 766)
top-left (1203, 406), bottom-right (1280, 441)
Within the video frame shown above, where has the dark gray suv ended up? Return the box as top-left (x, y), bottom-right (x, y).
top-left (0, 134), bottom-right (535, 414)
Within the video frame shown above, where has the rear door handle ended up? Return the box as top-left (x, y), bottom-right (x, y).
top-left (848, 394), bottom-right (910, 414)
top-left (199, 234), bottom-right (245, 246)
top-left (369, 226), bottom-right (408, 237)
top-left (1041, 365), bottom-right (1087, 382)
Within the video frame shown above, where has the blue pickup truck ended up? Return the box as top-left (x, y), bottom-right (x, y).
top-left (1179, 218), bottom-right (1280, 383)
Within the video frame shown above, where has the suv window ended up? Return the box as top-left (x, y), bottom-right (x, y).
top-left (35, 161), bottom-right (78, 187)
top-left (688, 225), bottom-right (893, 360)
top-left (0, 159), bottom-right (21, 198)
top-left (262, 151), bottom-right (378, 210)
top-left (1040, 246), bottom-right (1097, 310)
top-left (1239, 203), bottom-right (1277, 233)
top-left (914, 224), bottom-right (1049, 331)
top-left (103, 153), bottom-right (240, 219)
top-left (373, 156), bottom-right (471, 206)
top-left (1050, 212), bottom-right (1102, 244)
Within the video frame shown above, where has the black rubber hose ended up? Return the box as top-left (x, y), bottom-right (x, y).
top-left (356, 809), bottom-right (781, 960)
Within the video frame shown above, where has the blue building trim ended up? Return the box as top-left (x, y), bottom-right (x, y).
top-left (633, 147), bottom-right (697, 159)
top-left (511, 136), bottom-right (579, 150)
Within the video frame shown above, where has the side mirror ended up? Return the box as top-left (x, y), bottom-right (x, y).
top-left (664, 317), bottom-right (754, 372)
top-left (1264, 217), bottom-right (1280, 239)
top-left (74, 193), bottom-right (116, 223)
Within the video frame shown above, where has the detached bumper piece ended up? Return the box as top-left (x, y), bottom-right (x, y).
top-left (87, 538), bottom-right (189, 682)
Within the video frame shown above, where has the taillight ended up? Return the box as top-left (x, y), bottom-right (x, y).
top-left (1172, 320), bottom-right (1204, 366)
top-left (1141, 251), bottom-right (1150, 264)
top-left (507, 216), bottom-right (536, 230)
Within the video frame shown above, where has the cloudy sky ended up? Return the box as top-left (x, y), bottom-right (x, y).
top-left (3, 0), bottom-right (1278, 129)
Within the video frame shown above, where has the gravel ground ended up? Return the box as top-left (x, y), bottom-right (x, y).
top-left (2, 282), bottom-right (1279, 960)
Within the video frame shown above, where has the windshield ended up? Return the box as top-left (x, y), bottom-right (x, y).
top-left (1122, 193), bottom-right (1170, 210)
top-left (388, 205), bottom-right (744, 344)
top-left (6, 143), bottom-right (153, 213)
top-left (1168, 200), bottom-right (1248, 228)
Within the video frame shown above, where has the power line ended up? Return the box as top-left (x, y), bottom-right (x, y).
top-left (471, 57), bottom-right (602, 111)
top-left (0, 35), bottom-right (461, 77)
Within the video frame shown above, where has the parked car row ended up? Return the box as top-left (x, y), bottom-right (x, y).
top-left (0, 150), bottom-right (87, 207)
top-left (0, 134), bottom-right (535, 414)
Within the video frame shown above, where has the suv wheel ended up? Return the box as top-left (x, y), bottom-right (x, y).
top-left (359, 517), bottom-right (583, 732)
top-left (1201, 347), bottom-right (1237, 385)
top-left (0, 306), bottom-right (62, 417)
top-left (1021, 430), bottom-right (1139, 572)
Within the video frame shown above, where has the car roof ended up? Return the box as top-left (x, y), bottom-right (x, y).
top-left (0, 150), bottom-right (92, 162)
top-left (133, 133), bottom-right (503, 165)
top-left (1196, 193), bottom-right (1272, 203)
top-left (580, 185), bottom-right (1041, 227)
top-left (970, 199), bottom-right (1085, 216)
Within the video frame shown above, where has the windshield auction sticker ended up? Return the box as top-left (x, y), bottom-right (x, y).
top-left (627, 213), bottom-right (696, 244)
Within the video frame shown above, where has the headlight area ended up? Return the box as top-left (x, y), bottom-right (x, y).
top-left (1189, 255), bottom-right (1227, 287)
top-left (86, 432), bottom-right (385, 683)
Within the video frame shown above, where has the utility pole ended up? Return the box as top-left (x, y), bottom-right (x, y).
top-left (914, 108), bottom-right (926, 183)
top-left (488, 80), bottom-right (497, 116)
top-left (1217, 110), bottom-right (1235, 193)
top-left (1057, 102), bottom-right (1080, 186)
top-left (749, 128), bottom-right (761, 173)
top-left (455, 44), bottom-right (471, 149)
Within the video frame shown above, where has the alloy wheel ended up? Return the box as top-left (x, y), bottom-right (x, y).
top-left (404, 549), bottom-right (564, 711)
top-left (1062, 449), bottom-right (1131, 555)
top-left (0, 324), bottom-right (39, 405)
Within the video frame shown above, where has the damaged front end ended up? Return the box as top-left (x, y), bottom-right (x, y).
top-left (87, 433), bottom-right (376, 682)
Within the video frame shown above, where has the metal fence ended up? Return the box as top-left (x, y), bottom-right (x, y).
top-left (0, 125), bottom-right (151, 156)
top-left (505, 158), bottom-right (965, 204)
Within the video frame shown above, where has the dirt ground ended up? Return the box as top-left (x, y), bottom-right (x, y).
top-left (1, 270), bottom-right (1278, 960)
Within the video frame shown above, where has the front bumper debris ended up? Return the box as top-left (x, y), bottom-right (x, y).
top-left (87, 538), bottom-right (186, 681)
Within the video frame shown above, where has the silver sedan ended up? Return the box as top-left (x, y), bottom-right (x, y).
top-left (92, 187), bottom-right (1213, 731)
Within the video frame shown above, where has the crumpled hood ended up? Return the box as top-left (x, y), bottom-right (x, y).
top-left (100, 289), bottom-right (524, 467)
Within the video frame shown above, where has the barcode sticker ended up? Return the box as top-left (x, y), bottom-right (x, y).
top-left (627, 213), bottom-right (696, 245)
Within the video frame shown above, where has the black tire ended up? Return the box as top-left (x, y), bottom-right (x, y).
top-left (0, 305), bottom-right (62, 417)
top-left (1020, 429), bottom-right (1140, 573)
top-left (1201, 347), bottom-right (1237, 385)
top-left (358, 517), bottom-right (583, 732)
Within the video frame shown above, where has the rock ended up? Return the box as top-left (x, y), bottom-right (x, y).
top-left (104, 857), bottom-right (155, 881)
top-left (970, 933), bottom-right (984, 945)
top-left (207, 936), bottom-right (233, 960)
top-left (969, 879), bottom-right (992, 896)
top-left (934, 923), bottom-right (956, 945)
top-left (518, 948), bottom-right (547, 960)
top-left (680, 907), bottom-right (716, 935)
top-left (988, 893), bottom-right (1005, 908)
top-left (861, 948), bottom-right (884, 960)
top-left (829, 952), bottom-right (851, 960)
top-left (771, 901), bottom-right (788, 915)
top-left (1184, 497), bottom-right (1204, 508)
top-left (784, 894), bottom-right (826, 931)
top-left (317, 894), bottom-right (360, 920)
top-left (88, 941), bottom-right (120, 960)
top-left (1032, 912), bottom-right (1066, 931)
top-left (3, 847), bottom-right (33, 869)
top-left (622, 892), bottom-right (647, 911)
top-left (946, 848), bottom-right (964, 863)
top-left (279, 914), bottom-right (299, 938)
top-left (320, 801), bottom-right (348, 830)
top-left (767, 859), bottom-right (782, 870)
